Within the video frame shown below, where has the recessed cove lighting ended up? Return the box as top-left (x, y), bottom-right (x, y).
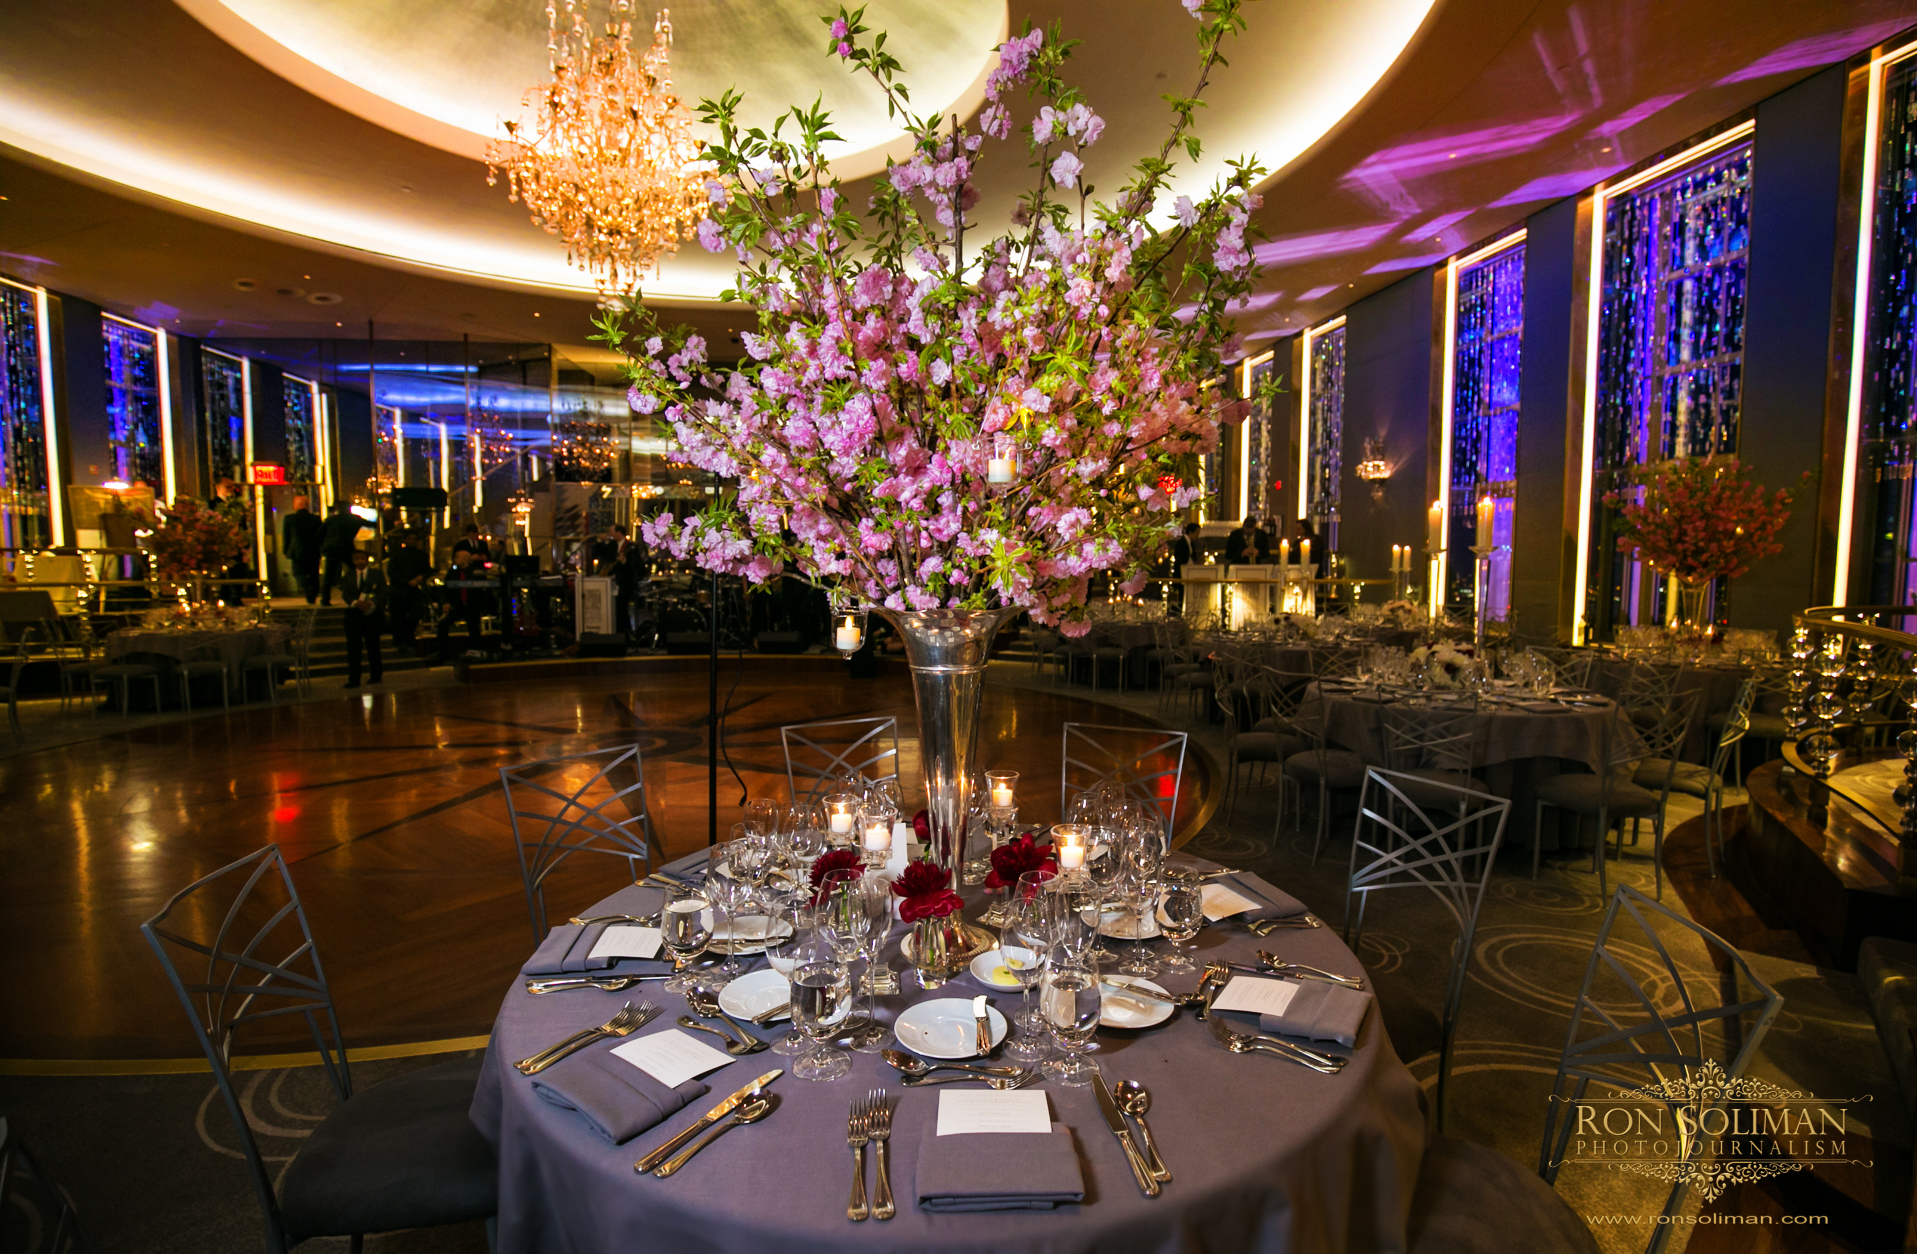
top-left (276, 286), bottom-right (305, 298)
top-left (232, 278), bottom-right (259, 290)
top-left (307, 292), bottom-right (343, 305)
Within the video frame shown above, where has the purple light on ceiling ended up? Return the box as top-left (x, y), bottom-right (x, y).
top-left (1340, 116), bottom-right (1581, 187)
top-left (1298, 284), bottom-right (1341, 302)
top-left (1489, 167), bottom-right (1620, 208)
top-left (1716, 19), bottom-right (1911, 84)
top-left (1406, 209), bottom-right (1475, 241)
top-left (1366, 253), bottom-right (1449, 275)
top-left (1594, 94), bottom-right (1683, 137)
top-left (135, 301), bottom-right (180, 324)
top-left (1253, 224), bottom-right (1398, 266)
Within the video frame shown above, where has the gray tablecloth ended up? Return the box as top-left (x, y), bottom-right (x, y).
top-left (1303, 685), bottom-right (1615, 774)
top-left (105, 625), bottom-right (290, 673)
top-left (471, 850), bottom-right (1427, 1254)
top-left (1589, 659), bottom-right (1747, 763)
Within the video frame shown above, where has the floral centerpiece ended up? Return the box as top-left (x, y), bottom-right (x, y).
top-left (605, 2), bottom-right (1272, 891)
top-left (1603, 457), bottom-right (1797, 633)
top-left (892, 858), bottom-right (964, 922)
top-left (143, 498), bottom-right (246, 593)
top-left (1409, 642), bottom-right (1474, 688)
top-left (982, 832), bottom-right (1057, 892)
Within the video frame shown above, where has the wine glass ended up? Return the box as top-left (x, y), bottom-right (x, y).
top-left (1116, 837), bottom-right (1163, 977)
top-left (1050, 879), bottom-right (1099, 968)
top-left (847, 874), bottom-right (894, 1052)
top-left (659, 882), bottom-right (711, 996)
top-left (789, 923), bottom-right (852, 1082)
top-left (1081, 828), bottom-right (1122, 966)
top-left (762, 895), bottom-right (810, 1056)
top-left (787, 808), bottom-right (827, 865)
top-left (1157, 879), bottom-right (1204, 972)
top-left (703, 853), bottom-right (755, 986)
top-left (1039, 962), bottom-right (1102, 1087)
top-left (1000, 871), bottom-right (1054, 1063)
top-left (744, 797), bottom-right (777, 838)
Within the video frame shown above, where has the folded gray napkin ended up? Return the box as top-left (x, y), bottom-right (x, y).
top-left (1222, 873), bottom-right (1308, 921)
top-left (1256, 979), bottom-right (1372, 1047)
top-left (916, 1122), bottom-right (1085, 1212)
top-left (520, 923), bottom-right (619, 976)
top-left (529, 1046), bottom-right (710, 1143)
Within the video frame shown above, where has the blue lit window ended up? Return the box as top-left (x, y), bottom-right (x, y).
top-left (102, 317), bottom-right (163, 489)
top-left (1245, 351), bottom-right (1277, 521)
top-left (284, 375), bottom-right (316, 485)
top-left (1592, 140), bottom-right (1752, 635)
top-left (1447, 241), bottom-right (1524, 621)
top-left (0, 281), bottom-right (52, 548)
top-left (1859, 52), bottom-right (1917, 604)
top-left (1306, 323), bottom-right (1344, 534)
top-left (201, 348), bottom-right (246, 489)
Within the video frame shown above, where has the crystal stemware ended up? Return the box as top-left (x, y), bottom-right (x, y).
top-left (1039, 962), bottom-right (1101, 1087)
top-left (659, 882), bottom-right (711, 996)
top-left (762, 896), bottom-right (810, 1056)
top-left (1157, 880), bottom-right (1204, 972)
top-left (790, 925), bottom-right (852, 1082)
top-left (1000, 871), bottom-right (1054, 1063)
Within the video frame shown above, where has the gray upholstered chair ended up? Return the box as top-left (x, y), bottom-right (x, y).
top-left (141, 845), bottom-right (496, 1254)
top-left (500, 742), bottom-right (658, 939)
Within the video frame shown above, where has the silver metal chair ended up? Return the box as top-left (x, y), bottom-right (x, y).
top-left (501, 742), bottom-right (658, 940)
top-left (1537, 884), bottom-right (1783, 1254)
top-left (141, 845), bottom-right (496, 1254)
top-left (1061, 722), bottom-right (1189, 842)
top-left (176, 642), bottom-right (232, 714)
top-left (1214, 670), bottom-right (1299, 821)
top-left (1, 630), bottom-right (37, 738)
top-left (244, 608), bottom-right (316, 703)
top-left (1269, 697), bottom-right (1367, 865)
top-left (1533, 696), bottom-right (1696, 898)
top-left (90, 648), bottom-right (165, 716)
top-left (781, 716), bottom-right (900, 810)
top-left (1348, 768), bottom-right (1509, 1131)
top-left (1633, 679), bottom-right (1754, 878)
top-left (0, 1115), bottom-right (88, 1253)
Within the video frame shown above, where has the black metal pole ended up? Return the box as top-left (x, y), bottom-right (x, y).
top-left (708, 567), bottom-right (719, 847)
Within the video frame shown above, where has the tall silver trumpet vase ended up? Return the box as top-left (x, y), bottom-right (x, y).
top-left (874, 606), bottom-right (1024, 890)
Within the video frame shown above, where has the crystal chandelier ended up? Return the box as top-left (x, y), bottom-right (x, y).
top-left (487, 3), bottom-right (707, 297)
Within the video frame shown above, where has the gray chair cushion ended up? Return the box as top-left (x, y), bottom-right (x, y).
top-left (1282, 749), bottom-right (1368, 790)
top-left (1746, 712), bottom-right (1789, 739)
top-left (1631, 758), bottom-right (1716, 798)
top-left (278, 1053), bottom-right (497, 1243)
top-left (1533, 772), bottom-right (1661, 818)
top-left (1858, 937), bottom-right (1917, 1118)
top-left (1234, 732), bottom-right (1289, 764)
top-left (1408, 1135), bottom-right (1599, 1253)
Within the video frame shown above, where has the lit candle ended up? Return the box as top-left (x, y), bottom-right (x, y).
top-left (835, 622), bottom-right (862, 651)
top-left (987, 456), bottom-right (1014, 485)
top-left (1279, 538), bottom-right (1290, 569)
top-left (991, 782), bottom-right (1014, 808)
top-left (1052, 824), bottom-right (1088, 870)
top-left (826, 794), bottom-right (857, 835)
top-left (1477, 495), bottom-right (1494, 545)
top-left (1427, 501), bottom-right (1443, 551)
top-left (862, 819), bottom-right (892, 853)
top-left (987, 769), bottom-right (1019, 811)
top-left (1300, 539), bottom-right (1311, 570)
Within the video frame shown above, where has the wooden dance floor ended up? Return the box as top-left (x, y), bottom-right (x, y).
top-left (0, 665), bottom-right (1212, 1062)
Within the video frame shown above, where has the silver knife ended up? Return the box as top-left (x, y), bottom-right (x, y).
top-left (972, 995), bottom-right (991, 1056)
top-left (1092, 1072), bottom-right (1161, 1198)
top-left (634, 1069), bottom-right (783, 1174)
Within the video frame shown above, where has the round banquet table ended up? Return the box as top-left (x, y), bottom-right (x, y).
top-left (1300, 681), bottom-right (1621, 852)
top-left (105, 624), bottom-right (290, 673)
top-left (470, 848), bottom-right (1427, 1254)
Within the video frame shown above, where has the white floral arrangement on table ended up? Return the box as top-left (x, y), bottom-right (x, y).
top-left (1409, 641), bottom-right (1474, 688)
top-left (604, 2), bottom-right (1278, 636)
top-left (1379, 599), bottom-right (1424, 628)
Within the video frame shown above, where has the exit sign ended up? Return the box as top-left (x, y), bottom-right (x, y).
top-left (250, 463), bottom-right (286, 485)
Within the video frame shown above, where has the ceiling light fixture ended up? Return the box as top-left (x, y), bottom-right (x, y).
top-left (486, 2), bottom-right (707, 298)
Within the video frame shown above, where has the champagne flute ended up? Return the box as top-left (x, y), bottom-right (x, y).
top-left (790, 924), bottom-right (852, 1082)
top-left (1157, 879), bottom-right (1204, 972)
top-left (1039, 962), bottom-right (1102, 1087)
top-left (847, 874), bottom-right (894, 1052)
top-left (660, 882), bottom-right (711, 996)
top-left (1000, 871), bottom-right (1054, 1064)
top-left (704, 853), bottom-right (754, 985)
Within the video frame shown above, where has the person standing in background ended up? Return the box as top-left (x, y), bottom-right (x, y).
top-left (1170, 521), bottom-right (1199, 614)
top-left (386, 530), bottom-right (432, 653)
top-left (282, 495), bottom-right (322, 605)
top-left (339, 548), bottom-right (386, 689)
top-left (317, 502), bottom-right (364, 606)
top-left (1224, 519), bottom-right (1256, 565)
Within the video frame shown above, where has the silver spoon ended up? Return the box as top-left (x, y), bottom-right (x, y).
top-left (686, 990), bottom-right (765, 1050)
top-left (525, 974), bottom-right (673, 995)
top-left (1114, 1080), bottom-right (1172, 1183)
top-left (651, 1097), bottom-right (772, 1177)
top-left (880, 1048), bottom-right (1023, 1079)
top-left (676, 1015), bottom-right (761, 1055)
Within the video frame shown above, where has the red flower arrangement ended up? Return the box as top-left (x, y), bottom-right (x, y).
top-left (891, 859), bottom-right (963, 922)
top-left (808, 848), bottom-right (864, 903)
top-left (143, 498), bottom-right (246, 586)
top-left (983, 834), bottom-right (1057, 893)
top-left (1603, 457), bottom-right (1798, 584)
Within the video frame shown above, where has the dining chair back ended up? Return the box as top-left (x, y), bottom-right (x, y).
top-left (176, 642), bottom-right (232, 713)
top-left (501, 742), bottom-right (657, 939)
top-left (1061, 722), bottom-right (1188, 843)
top-left (2, 628), bottom-right (39, 738)
top-left (0, 1116), bottom-right (88, 1253)
top-left (781, 716), bottom-right (900, 810)
top-left (1349, 768), bottom-right (1510, 1130)
top-left (1537, 885), bottom-right (1782, 1254)
top-left (141, 845), bottom-right (495, 1252)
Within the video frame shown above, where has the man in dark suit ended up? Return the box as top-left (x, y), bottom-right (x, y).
top-left (385, 531), bottom-right (433, 652)
top-left (1170, 522), bottom-right (1199, 614)
top-left (1224, 520), bottom-right (1256, 565)
top-left (317, 502), bottom-right (364, 605)
top-left (339, 549), bottom-right (387, 689)
top-left (281, 494), bottom-right (322, 605)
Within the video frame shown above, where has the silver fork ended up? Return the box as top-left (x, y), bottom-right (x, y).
top-left (900, 1068), bottom-right (1037, 1090)
top-left (514, 1002), bottom-right (652, 1074)
top-left (847, 1095), bottom-right (871, 1222)
top-left (868, 1090), bottom-right (895, 1221)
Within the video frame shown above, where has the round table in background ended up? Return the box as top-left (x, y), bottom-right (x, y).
top-left (471, 850), bottom-right (1427, 1254)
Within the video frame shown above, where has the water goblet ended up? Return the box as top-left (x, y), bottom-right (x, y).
top-left (660, 882), bottom-right (711, 996)
top-left (1000, 872), bottom-right (1055, 1063)
top-left (762, 897), bottom-right (810, 1056)
top-left (789, 925), bottom-right (853, 1082)
top-left (847, 874), bottom-right (895, 1052)
top-left (1038, 963), bottom-right (1102, 1087)
top-left (1157, 880), bottom-right (1204, 972)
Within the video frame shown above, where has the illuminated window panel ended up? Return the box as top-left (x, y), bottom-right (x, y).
top-left (1306, 323), bottom-right (1345, 535)
top-left (1590, 140), bottom-right (1752, 637)
top-left (1856, 49), bottom-right (1917, 605)
top-left (102, 317), bottom-right (164, 489)
top-left (201, 349), bottom-right (247, 488)
top-left (1243, 351), bottom-right (1278, 522)
top-left (1446, 241), bottom-right (1524, 621)
top-left (284, 374), bottom-right (317, 486)
top-left (0, 282), bottom-right (53, 549)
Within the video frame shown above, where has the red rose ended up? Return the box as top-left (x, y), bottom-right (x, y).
top-left (912, 809), bottom-right (930, 843)
top-left (891, 858), bottom-right (961, 920)
top-left (808, 848), bottom-right (863, 903)
top-left (983, 834), bottom-right (1057, 892)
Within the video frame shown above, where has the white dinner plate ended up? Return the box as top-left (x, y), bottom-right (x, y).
top-left (699, 911), bottom-right (793, 956)
top-left (1100, 976), bottom-right (1174, 1029)
top-left (969, 946), bottom-right (1041, 990)
top-left (893, 998), bottom-right (1009, 1060)
top-left (717, 968), bottom-right (791, 1023)
top-left (1097, 907), bottom-right (1161, 940)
